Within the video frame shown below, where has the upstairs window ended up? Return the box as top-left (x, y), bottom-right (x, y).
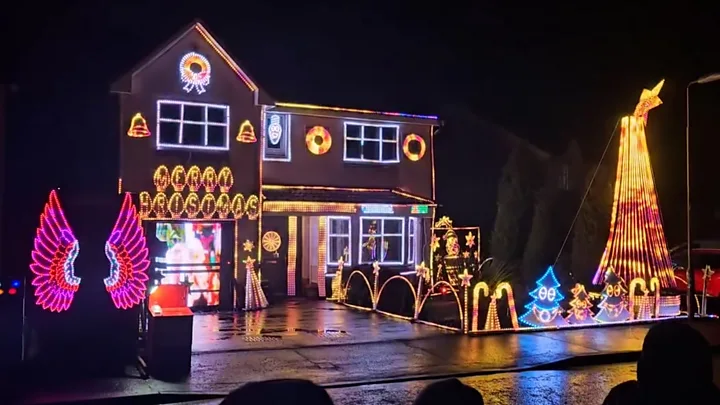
top-left (344, 122), bottom-right (399, 163)
top-left (263, 112), bottom-right (291, 161)
top-left (157, 100), bottom-right (230, 151)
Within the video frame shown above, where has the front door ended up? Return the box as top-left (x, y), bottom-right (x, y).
top-left (260, 216), bottom-right (288, 301)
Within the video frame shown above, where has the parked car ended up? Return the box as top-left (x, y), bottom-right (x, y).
top-left (670, 243), bottom-right (720, 297)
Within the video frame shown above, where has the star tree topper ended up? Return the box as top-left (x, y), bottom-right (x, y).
top-left (633, 79), bottom-right (664, 123)
top-left (242, 256), bottom-right (256, 269)
top-left (459, 269), bottom-right (473, 287)
top-left (416, 261), bottom-right (429, 278)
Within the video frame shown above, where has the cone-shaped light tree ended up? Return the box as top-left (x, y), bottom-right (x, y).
top-left (593, 80), bottom-right (676, 288)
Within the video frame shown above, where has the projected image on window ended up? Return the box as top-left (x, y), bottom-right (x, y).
top-left (155, 222), bottom-right (221, 307)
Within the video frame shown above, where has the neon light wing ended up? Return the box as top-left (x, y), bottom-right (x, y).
top-left (104, 193), bottom-right (150, 309)
top-left (30, 190), bottom-right (81, 312)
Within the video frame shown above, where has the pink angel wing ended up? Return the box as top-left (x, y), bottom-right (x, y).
top-left (104, 193), bottom-right (150, 310)
top-left (29, 190), bottom-right (81, 312)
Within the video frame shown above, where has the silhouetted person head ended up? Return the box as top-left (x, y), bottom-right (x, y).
top-left (414, 378), bottom-right (484, 405)
top-left (602, 380), bottom-right (639, 405)
top-left (220, 379), bottom-right (333, 405)
top-left (637, 321), bottom-right (717, 403)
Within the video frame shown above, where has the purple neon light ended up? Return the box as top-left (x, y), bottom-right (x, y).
top-left (29, 190), bottom-right (81, 312)
top-left (104, 193), bottom-right (150, 310)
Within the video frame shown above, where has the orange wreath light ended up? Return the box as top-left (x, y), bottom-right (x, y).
top-left (403, 134), bottom-right (426, 161)
top-left (305, 126), bottom-right (332, 155)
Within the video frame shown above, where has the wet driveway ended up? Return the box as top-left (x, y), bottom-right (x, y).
top-left (192, 299), bottom-right (448, 353)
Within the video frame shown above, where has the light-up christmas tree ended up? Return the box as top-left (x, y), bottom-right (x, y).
top-left (594, 267), bottom-right (630, 323)
top-left (519, 266), bottom-right (568, 327)
top-left (593, 80), bottom-right (675, 289)
top-left (565, 283), bottom-right (597, 325)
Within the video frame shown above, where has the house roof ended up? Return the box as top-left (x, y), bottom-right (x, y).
top-left (111, 20), bottom-right (438, 122)
top-left (262, 185), bottom-right (435, 205)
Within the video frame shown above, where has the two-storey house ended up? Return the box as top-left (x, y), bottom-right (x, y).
top-left (112, 21), bottom-right (437, 310)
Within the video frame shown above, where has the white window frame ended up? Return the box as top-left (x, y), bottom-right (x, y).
top-left (407, 217), bottom-right (418, 264)
top-left (327, 216), bottom-right (352, 266)
top-left (359, 216), bottom-right (405, 265)
top-left (156, 99), bottom-right (230, 151)
top-left (343, 122), bottom-right (400, 163)
top-left (262, 111), bottom-right (292, 162)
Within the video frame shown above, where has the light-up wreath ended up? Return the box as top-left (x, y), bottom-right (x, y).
top-left (305, 126), bottom-right (332, 155)
top-left (403, 134), bottom-right (426, 161)
top-left (179, 52), bottom-right (211, 94)
top-left (262, 231), bottom-right (282, 254)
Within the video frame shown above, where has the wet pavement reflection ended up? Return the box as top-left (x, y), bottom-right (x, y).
top-left (192, 300), bottom-right (448, 353)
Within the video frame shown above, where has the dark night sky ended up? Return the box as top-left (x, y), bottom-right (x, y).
top-left (3, 2), bottom-right (720, 264)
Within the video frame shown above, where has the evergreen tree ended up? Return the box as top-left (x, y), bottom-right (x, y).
top-left (491, 146), bottom-right (542, 264)
top-left (523, 140), bottom-right (583, 286)
top-left (570, 163), bottom-right (613, 285)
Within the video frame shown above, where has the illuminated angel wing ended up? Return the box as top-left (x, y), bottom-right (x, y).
top-left (104, 193), bottom-right (150, 309)
top-left (30, 190), bottom-right (81, 312)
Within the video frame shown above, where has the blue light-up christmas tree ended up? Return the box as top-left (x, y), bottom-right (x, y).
top-left (519, 266), bottom-right (569, 327)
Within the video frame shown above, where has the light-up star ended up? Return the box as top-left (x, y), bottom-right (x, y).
top-left (242, 256), bottom-right (256, 269)
top-left (430, 235), bottom-right (440, 252)
top-left (465, 232), bottom-right (476, 248)
top-left (243, 240), bottom-right (255, 252)
top-left (633, 79), bottom-right (664, 122)
top-left (415, 261), bottom-right (429, 278)
top-left (372, 261), bottom-right (381, 276)
top-left (435, 216), bottom-right (453, 228)
top-left (703, 265), bottom-right (715, 280)
top-left (459, 269), bottom-right (473, 287)
top-left (462, 251), bottom-right (470, 259)
top-left (337, 256), bottom-right (345, 272)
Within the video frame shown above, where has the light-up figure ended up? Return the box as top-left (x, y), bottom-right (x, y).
top-left (519, 266), bottom-right (568, 327)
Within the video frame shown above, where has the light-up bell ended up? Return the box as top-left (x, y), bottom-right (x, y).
top-left (127, 113), bottom-right (151, 138)
top-left (236, 120), bottom-right (257, 143)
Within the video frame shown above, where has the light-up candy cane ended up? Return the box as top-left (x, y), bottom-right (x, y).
top-left (414, 261), bottom-right (429, 319)
top-left (459, 269), bottom-right (473, 333)
top-left (472, 282), bottom-right (490, 332)
top-left (649, 277), bottom-right (660, 318)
